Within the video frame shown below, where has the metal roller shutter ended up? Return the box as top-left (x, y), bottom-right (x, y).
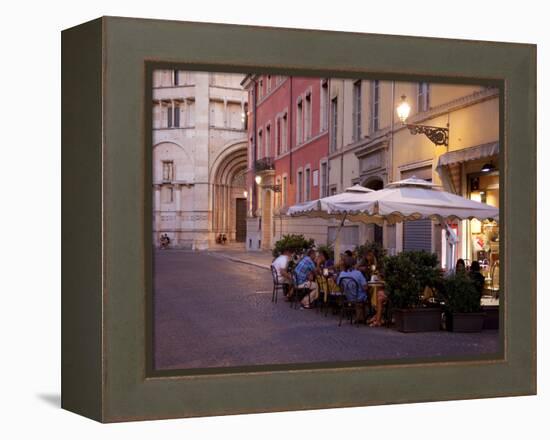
top-left (403, 219), bottom-right (432, 252)
top-left (401, 166), bottom-right (433, 252)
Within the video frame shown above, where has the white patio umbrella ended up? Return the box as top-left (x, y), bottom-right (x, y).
top-left (286, 184), bottom-right (374, 220)
top-left (287, 185), bottom-right (375, 258)
top-left (287, 184), bottom-right (375, 260)
top-left (287, 177), bottom-right (499, 266)
top-left (325, 177), bottom-right (499, 225)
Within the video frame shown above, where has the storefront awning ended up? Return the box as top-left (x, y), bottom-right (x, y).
top-left (436, 142), bottom-right (499, 194)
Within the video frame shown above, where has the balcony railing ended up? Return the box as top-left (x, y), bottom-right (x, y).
top-left (254, 157), bottom-right (275, 172)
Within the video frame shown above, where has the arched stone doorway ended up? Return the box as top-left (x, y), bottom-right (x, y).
top-left (210, 142), bottom-right (248, 244)
top-left (363, 177), bottom-right (384, 245)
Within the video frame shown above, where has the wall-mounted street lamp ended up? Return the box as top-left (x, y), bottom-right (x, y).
top-left (254, 175), bottom-right (281, 192)
top-left (243, 190), bottom-right (248, 198)
top-left (396, 95), bottom-right (449, 147)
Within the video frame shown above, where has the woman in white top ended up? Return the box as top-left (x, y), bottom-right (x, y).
top-left (272, 248), bottom-right (293, 285)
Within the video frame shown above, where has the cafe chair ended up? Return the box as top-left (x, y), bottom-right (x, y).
top-left (315, 275), bottom-right (330, 314)
top-left (337, 277), bottom-right (366, 327)
top-left (270, 265), bottom-right (286, 304)
top-left (324, 277), bottom-right (342, 317)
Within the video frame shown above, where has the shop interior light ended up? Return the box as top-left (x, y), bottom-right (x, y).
top-left (481, 162), bottom-right (495, 173)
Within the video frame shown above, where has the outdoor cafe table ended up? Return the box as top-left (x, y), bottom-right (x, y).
top-left (367, 281), bottom-right (385, 308)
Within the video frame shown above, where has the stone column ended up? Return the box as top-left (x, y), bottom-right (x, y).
top-left (153, 184), bottom-right (161, 246)
top-left (174, 184), bottom-right (181, 212)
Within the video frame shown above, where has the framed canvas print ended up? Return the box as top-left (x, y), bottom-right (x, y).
top-left (61, 16), bottom-right (536, 422)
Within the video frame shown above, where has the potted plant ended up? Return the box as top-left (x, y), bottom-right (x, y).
top-left (316, 243), bottom-right (334, 262)
top-left (383, 250), bottom-right (443, 332)
top-left (272, 234), bottom-right (315, 270)
top-left (440, 272), bottom-right (485, 332)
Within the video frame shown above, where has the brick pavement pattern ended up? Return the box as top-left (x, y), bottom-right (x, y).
top-left (153, 250), bottom-right (499, 370)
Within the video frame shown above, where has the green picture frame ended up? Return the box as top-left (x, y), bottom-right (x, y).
top-left (61, 16), bottom-right (536, 422)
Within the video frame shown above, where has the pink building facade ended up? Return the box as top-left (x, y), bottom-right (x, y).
top-left (242, 75), bottom-right (330, 250)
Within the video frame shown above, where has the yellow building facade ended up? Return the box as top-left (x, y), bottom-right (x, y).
top-left (327, 78), bottom-right (499, 275)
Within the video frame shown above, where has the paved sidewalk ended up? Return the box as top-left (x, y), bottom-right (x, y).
top-left (154, 251), bottom-right (500, 370)
top-left (207, 245), bottom-right (274, 270)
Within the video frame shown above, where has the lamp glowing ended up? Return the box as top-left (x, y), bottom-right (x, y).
top-left (396, 95), bottom-right (411, 123)
top-left (481, 163), bottom-right (495, 173)
top-left (255, 175), bottom-right (262, 185)
top-left (243, 190), bottom-right (248, 198)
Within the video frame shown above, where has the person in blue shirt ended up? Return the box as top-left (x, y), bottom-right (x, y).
top-left (293, 249), bottom-right (319, 309)
top-left (336, 256), bottom-right (369, 323)
top-left (336, 257), bottom-right (368, 302)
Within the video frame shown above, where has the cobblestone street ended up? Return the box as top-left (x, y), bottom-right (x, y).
top-left (153, 250), bottom-right (500, 370)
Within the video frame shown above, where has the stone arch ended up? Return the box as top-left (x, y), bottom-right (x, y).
top-left (209, 139), bottom-right (248, 184)
top-left (362, 175), bottom-right (385, 190)
top-left (362, 176), bottom-right (385, 244)
top-left (210, 140), bottom-right (248, 243)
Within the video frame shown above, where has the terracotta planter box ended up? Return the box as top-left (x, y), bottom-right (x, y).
top-left (446, 312), bottom-right (486, 332)
top-left (481, 305), bottom-right (499, 329)
top-left (393, 307), bottom-right (442, 333)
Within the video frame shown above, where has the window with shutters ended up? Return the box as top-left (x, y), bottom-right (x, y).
top-left (417, 82), bottom-right (430, 113)
top-left (371, 80), bottom-right (380, 132)
top-left (296, 98), bottom-right (303, 144)
top-left (162, 161), bottom-right (174, 182)
top-left (330, 97), bottom-right (338, 152)
top-left (297, 170), bottom-right (303, 203)
top-left (320, 79), bottom-right (329, 131)
top-left (353, 80), bottom-right (362, 141)
top-left (173, 104), bottom-right (180, 127)
top-left (167, 106), bottom-right (173, 128)
top-left (305, 168), bottom-right (311, 201)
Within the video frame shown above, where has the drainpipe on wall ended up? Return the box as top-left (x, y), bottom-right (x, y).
top-left (252, 78), bottom-right (258, 217)
top-left (390, 80), bottom-right (395, 183)
top-left (340, 80), bottom-right (345, 191)
top-left (289, 76), bottom-right (293, 185)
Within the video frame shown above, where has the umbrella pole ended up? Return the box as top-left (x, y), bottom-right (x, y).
top-left (332, 213), bottom-right (348, 265)
top-left (445, 223), bottom-right (459, 271)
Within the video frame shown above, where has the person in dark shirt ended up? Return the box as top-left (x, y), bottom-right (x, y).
top-left (455, 258), bottom-right (466, 274)
top-left (469, 260), bottom-right (485, 299)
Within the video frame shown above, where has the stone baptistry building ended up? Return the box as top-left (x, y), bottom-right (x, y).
top-left (152, 70), bottom-right (248, 249)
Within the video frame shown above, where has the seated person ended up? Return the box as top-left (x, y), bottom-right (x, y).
top-left (469, 260), bottom-right (485, 300)
top-left (271, 248), bottom-right (293, 295)
top-left (357, 249), bottom-right (378, 280)
top-left (455, 258), bottom-right (466, 274)
top-left (336, 256), bottom-right (368, 322)
top-left (293, 248), bottom-right (319, 309)
top-left (316, 249), bottom-right (334, 272)
top-left (367, 271), bottom-right (388, 327)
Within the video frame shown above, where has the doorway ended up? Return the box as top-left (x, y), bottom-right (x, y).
top-left (235, 198), bottom-right (247, 242)
top-left (364, 178), bottom-right (384, 245)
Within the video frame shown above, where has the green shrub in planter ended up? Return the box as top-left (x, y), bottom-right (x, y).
top-left (272, 234), bottom-right (315, 258)
top-left (440, 272), bottom-right (482, 314)
top-left (440, 272), bottom-right (485, 332)
top-left (383, 250), bottom-right (442, 309)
